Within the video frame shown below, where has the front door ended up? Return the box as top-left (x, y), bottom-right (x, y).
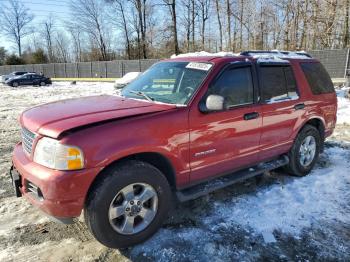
top-left (21, 75), bottom-right (32, 85)
top-left (189, 63), bottom-right (262, 183)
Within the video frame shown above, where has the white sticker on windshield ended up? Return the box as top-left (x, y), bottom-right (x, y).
top-left (186, 62), bottom-right (212, 71)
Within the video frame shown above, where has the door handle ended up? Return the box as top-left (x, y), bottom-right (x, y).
top-left (294, 103), bottom-right (305, 110)
top-left (244, 112), bottom-right (259, 120)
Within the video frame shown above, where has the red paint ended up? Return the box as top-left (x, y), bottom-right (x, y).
top-left (12, 55), bottom-right (337, 219)
top-left (21, 95), bottom-right (175, 138)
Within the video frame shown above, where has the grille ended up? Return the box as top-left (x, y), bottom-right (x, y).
top-left (21, 127), bottom-right (36, 155)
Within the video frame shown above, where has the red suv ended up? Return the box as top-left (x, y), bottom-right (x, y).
top-left (9, 51), bottom-right (337, 248)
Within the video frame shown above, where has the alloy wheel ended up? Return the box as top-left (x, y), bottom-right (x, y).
top-left (108, 183), bottom-right (158, 235)
top-left (299, 135), bottom-right (316, 167)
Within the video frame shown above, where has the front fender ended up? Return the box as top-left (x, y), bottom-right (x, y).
top-left (61, 109), bottom-right (191, 184)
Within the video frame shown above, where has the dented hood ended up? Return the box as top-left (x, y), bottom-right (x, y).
top-left (20, 95), bottom-right (176, 138)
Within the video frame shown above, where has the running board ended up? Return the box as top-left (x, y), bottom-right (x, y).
top-left (176, 155), bottom-right (289, 202)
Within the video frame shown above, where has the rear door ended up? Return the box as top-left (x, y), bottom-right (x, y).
top-left (31, 74), bottom-right (42, 85)
top-left (258, 62), bottom-right (305, 161)
top-left (189, 62), bottom-right (262, 182)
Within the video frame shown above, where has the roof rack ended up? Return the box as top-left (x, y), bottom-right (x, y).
top-left (240, 50), bottom-right (312, 58)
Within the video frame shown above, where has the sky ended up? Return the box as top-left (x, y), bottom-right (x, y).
top-left (0, 0), bottom-right (71, 54)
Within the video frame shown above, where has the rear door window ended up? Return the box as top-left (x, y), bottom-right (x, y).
top-left (260, 65), bottom-right (298, 102)
top-left (300, 62), bottom-right (334, 94)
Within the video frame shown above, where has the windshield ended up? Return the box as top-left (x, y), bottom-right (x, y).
top-left (121, 61), bottom-right (212, 105)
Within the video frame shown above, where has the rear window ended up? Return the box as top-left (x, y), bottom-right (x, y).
top-left (300, 62), bottom-right (334, 95)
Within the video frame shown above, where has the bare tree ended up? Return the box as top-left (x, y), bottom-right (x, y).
top-left (191, 0), bottom-right (196, 50)
top-left (298, 0), bottom-right (309, 50)
top-left (163, 0), bottom-right (180, 55)
top-left (198, 0), bottom-right (210, 49)
top-left (2, 0), bottom-right (350, 62)
top-left (238, 0), bottom-right (244, 49)
top-left (41, 17), bottom-right (55, 62)
top-left (226, 0), bottom-right (232, 50)
top-left (70, 0), bottom-right (110, 60)
top-left (180, 0), bottom-right (192, 51)
top-left (106, 0), bottom-right (132, 59)
top-left (0, 0), bottom-right (34, 56)
top-left (131, 0), bottom-right (148, 58)
top-left (215, 0), bottom-right (223, 50)
top-left (55, 32), bottom-right (70, 63)
top-left (67, 25), bottom-right (84, 62)
top-left (322, 0), bottom-right (338, 48)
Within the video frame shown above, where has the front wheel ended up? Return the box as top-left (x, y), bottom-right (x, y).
top-left (12, 82), bottom-right (19, 87)
top-left (285, 125), bottom-right (321, 176)
top-left (84, 160), bottom-right (172, 248)
top-left (40, 81), bottom-right (46, 86)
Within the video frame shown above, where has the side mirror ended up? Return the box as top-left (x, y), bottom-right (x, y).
top-left (199, 94), bottom-right (226, 113)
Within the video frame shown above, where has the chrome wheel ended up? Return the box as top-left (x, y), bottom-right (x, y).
top-left (40, 81), bottom-right (46, 86)
top-left (299, 135), bottom-right (316, 167)
top-left (108, 183), bottom-right (158, 235)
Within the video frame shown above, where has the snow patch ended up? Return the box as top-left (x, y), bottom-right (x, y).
top-left (203, 146), bottom-right (350, 237)
top-left (114, 72), bottom-right (142, 85)
top-left (336, 87), bottom-right (350, 124)
top-left (252, 50), bottom-right (311, 59)
top-left (171, 51), bottom-right (240, 58)
top-left (0, 197), bottom-right (50, 236)
top-left (255, 54), bottom-right (290, 64)
top-left (0, 238), bottom-right (107, 262)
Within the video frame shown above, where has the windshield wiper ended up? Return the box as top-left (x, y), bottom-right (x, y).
top-left (129, 90), bottom-right (154, 102)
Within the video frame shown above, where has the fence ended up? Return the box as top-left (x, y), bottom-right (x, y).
top-left (0, 49), bottom-right (349, 79)
top-left (0, 59), bottom-right (160, 78)
top-left (308, 49), bottom-right (349, 78)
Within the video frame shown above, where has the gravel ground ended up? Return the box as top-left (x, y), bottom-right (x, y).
top-left (0, 82), bottom-right (349, 262)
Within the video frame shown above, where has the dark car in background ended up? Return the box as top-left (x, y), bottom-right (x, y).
top-left (1, 71), bottom-right (35, 83)
top-left (5, 73), bottom-right (52, 87)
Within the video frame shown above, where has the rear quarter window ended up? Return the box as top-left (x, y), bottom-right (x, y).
top-left (300, 62), bottom-right (334, 95)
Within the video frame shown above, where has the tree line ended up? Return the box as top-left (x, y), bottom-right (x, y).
top-left (0, 0), bottom-right (349, 65)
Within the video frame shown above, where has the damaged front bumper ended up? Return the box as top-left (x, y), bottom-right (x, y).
top-left (10, 143), bottom-right (101, 224)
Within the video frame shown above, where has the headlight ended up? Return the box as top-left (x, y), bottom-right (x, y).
top-left (33, 137), bottom-right (84, 170)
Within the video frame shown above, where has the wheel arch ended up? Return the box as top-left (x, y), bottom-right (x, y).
top-left (115, 152), bottom-right (177, 190)
top-left (297, 117), bottom-right (326, 152)
top-left (85, 152), bottom-right (177, 204)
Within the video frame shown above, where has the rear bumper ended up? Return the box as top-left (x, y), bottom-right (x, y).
top-left (11, 143), bottom-right (102, 219)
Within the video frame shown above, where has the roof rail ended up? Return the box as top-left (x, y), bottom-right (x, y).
top-left (240, 50), bottom-right (312, 58)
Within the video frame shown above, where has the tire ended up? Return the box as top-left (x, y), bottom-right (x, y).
top-left (12, 82), bottom-right (19, 87)
top-left (285, 125), bottom-right (321, 176)
top-left (84, 160), bottom-right (172, 248)
top-left (40, 81), bottom-right (46, 86)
